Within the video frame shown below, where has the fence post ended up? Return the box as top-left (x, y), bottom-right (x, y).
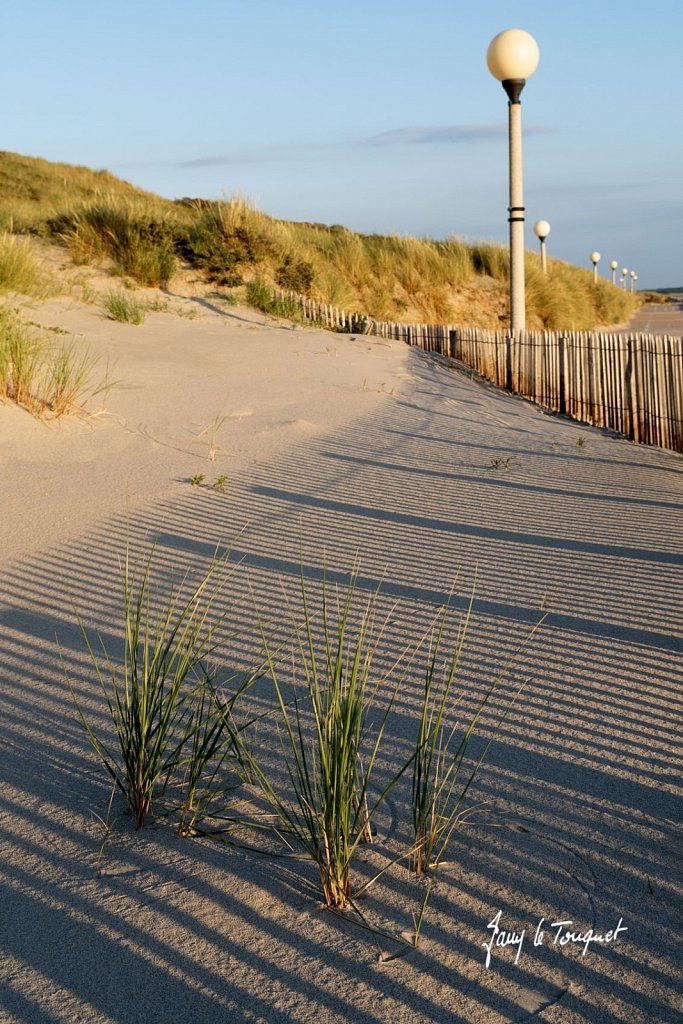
top-left (558, 334), bottom-right (566, 415)
top-left (625, 336), bottom-right (638, 443)
top-left (505, 333), bottom-right (513, 392)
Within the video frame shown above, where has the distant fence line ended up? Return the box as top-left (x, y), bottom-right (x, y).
top-left (275, 289), bottom-right (683, 454)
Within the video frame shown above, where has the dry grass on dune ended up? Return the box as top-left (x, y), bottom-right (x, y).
top-left (0, 150), bottom-right (642, 330)
top-left (0, 231), bottom-right (57, 298)
top-left (0, 150), bottom-right (159, 232)
top-left (0, 305), bottom-right (106, 418)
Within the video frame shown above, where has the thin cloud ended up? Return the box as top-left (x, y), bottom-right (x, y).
top-left (166, 122), bottom-right (549, 169)
top-left (528, 181), bottom-right (645, 195)
top-left (361, 123), bottom-right (550, 146)
top-left (179, 147), bottom-right (294, 168)
top-left (362, 124), bottom-right (506, 145)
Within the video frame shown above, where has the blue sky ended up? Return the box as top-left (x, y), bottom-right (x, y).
top-left (1, 0), bottom-right (681, 288)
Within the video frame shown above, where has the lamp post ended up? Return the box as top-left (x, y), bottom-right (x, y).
top-left (610, 259), bottom-right (618, 285)
top-left (533, 220), bottom-right (550, 273)
top-left (630, 270), bottom-right (637, 293)
top-left (487, 29), bottom-right (540, 333)
top-left (621, 267), bottom-right (628, 290)
top-left (590, 251), bottom-right (601, 283)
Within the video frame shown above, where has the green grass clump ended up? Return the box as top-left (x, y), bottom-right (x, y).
top-left (68, 546), bottom-right (256, 830)
top-left (276, 254), bottom-right (315, 294)
top-left (411, 590), bottom-right (544, 877)
top-left (50, 201), bottom-right (177, 287)
top-left (0, 232), bottom-right (54, 297)
top-left (246, 278), bottom-right (302, 320)
top-left (103, 289), bottom-right (147, 325)
top-left (238, 570), bottom-right (404, 909)
top-left (412, 595), bottom-right (492, 875)
top-left (176, 199), bottom-right (274, 285)
top-left (0, 306), bottom-right (42, 408)
top-left (47, 342), bottom-right (102, 417)
top-left (0, 305), bottom-right (101, 416)
top-left (245, 278), bottom-right (274, 313)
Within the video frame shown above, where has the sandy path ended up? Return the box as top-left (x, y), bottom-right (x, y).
top-left (0, 295), bottom-right (681, 1024)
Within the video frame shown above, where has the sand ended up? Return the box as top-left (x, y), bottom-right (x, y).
top-left (0, 277), bottom-right (681, 1024)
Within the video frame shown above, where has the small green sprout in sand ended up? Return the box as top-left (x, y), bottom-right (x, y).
top-left (198, 415), bottom-right (227, 462)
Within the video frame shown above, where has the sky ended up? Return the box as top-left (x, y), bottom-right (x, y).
top-left (1, 0), bottom-right (681, 289)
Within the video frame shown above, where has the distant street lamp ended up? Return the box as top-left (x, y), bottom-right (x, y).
top-left (533, 220), bottom-right (551, 273)
top-left (630, 270), bottom-right (637, 293)
top-left (590, 251), bottom-right (601, 283)
top-left (621, 267), bottom-right (628, 290)
top-left (487, 28), bottom-right (540, 332)
top-left (610, 259), bottom-right (619, 285)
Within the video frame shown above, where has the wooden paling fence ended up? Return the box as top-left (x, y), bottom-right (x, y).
top-left (275, 289), bottom-right (683, 453)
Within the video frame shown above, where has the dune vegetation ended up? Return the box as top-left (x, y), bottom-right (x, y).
top-left (0, 149), bottom-right (641, 330)
top-left (0, 304), bottom-right (107, 417)
top-left (0, 230), bottom-right (56, 298)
